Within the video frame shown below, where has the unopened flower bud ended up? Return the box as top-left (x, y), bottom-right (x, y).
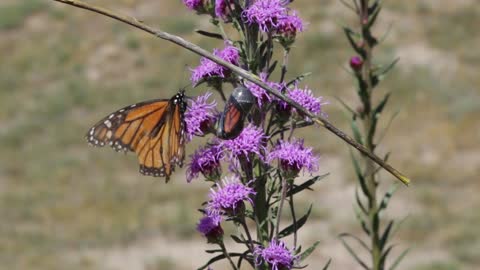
top-left (350, 56), bottom-right (363, 71)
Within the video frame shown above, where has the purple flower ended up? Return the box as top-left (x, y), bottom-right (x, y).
top-left (243, 0), bottom-right (304, 35)
top-left (185, 92), bottom-right (217, 141)
top-left (197, 213), bottom-right (223, 243)
top-left (183, 0), bottom-right (203, 10)
top-left (279, 86), bottom-right (327, 118)
top-left (207, 176), bottom-right (255, 215)
top-left (190, 44), bottom-right (240, 84)
top-left (277, 11), bottom-right (304, 36)
top-left (246, 73), bottom-right (285, 107)
top-left (267, 139), bottom-right (319, 175)
top-left (254, 240), bottom-right (298, 270)
top-left (187, 143), bottom-right (223, 182)
top-left (215, 0), bottom-right (227, 19)
top-left (218, 124), bottom-right (267, 160)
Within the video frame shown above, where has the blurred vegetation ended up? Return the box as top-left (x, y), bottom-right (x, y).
top-left (0, 0), bottom-right (478, 270)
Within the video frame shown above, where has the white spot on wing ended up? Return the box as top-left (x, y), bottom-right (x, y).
top-left (104, 120), bottom-right (112, 128)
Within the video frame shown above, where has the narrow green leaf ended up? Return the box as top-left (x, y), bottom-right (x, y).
top-left (237, 250), bottom-right (255, 269)
top-left (380, 220), bottom-right (394, 250)
top-left (268, 60), bottom-right (278, 74)
top-left (378, 184), bottom-right (399, 213)
top-left (380, 244), bottom-right (395, 269)
top-left (298, 241), bottom-right (320, 262)
top-left (197, 253), bottom-right (243, 270)
top-left (374, 92), bottom-right (391, 115)
top-left (354, 207), bottom-right (371, 236)
top-left (355, 187), bottom-right (368, 215)
top-left (322, 258), bottom-right (332, 270)
top-left (278, 205), bottom-right (312, 238)
top-left (286, 173), bottom-right (329, 197)
top-left (351, 118), bottom-right (364, 145)
top-left (195, 29), bottom-right (223, 40)
top-left (367, 93), bottom-right (391, 145)
top-left (388, 248), bottom-right (410, 270)
top-left (335, 96), bottom-right (357, 116)
top-left (205, 249), bottom-right (223, 254)
top-left (230, 234), bottom-right (247, 244)
top-left (391, 215), bottom-right (409, 238)
top-left (376, 58), bottom-right (400, 80)
top-left (339, 233), bottom-right (371, 253)
top-left (286, 72), bottom-right (312, 87)
top-left (339, 237), bottom-right (369, 270)
top-left (350, 150), bottom-right (370, 199)
top-left (343, 27), bottom-right (365, 57)
top-left (367, 4), bottom-right (382, 28)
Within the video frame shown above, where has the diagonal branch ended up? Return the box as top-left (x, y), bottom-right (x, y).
top-left (51, 0), bottom-right (410, 186)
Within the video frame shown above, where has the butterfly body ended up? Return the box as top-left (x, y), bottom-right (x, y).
top-left (86, 91), bottom-right (187, 180)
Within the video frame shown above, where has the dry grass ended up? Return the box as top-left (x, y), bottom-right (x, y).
top-left (0, 0), bottom-right (479, 269)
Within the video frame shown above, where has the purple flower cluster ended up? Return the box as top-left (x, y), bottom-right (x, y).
top-left (267, 139), bottom-right (319, 174)
top-left (254, 240), bottom-right (297, 270)
top-left (246, 73), bottom-right (285, 107)
top-left (207, 176), bottom-right (255, 215)
top-left (219, 124), bottom-right (267, 160)
top-left (187, 143), bottom-right (223, 182)
top-left (190, 44), bottom-right (240, 84)
top-left (184, 92), bottom-right (217, 141)
top-left (243, 0), bottom-right (304, 35)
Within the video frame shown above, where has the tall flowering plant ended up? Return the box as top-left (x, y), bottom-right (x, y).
top-left (183, 0), bottom-right (328, 269)
top-left (338, 1), bottom-right (409, 270)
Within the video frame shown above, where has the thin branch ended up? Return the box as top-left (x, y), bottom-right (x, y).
top-left (51, 0), bottom-right (410, 186)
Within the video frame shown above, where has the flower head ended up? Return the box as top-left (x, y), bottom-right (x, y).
top-left (219, 124), bottom-right (267, 160)
top-left (246, 73), bottom-right (284, 107)
top-left (267, 139), bottom-right (319, 175)
top-left (190, 44), bottom-right (240, 84)
top-left (254, 240), bottom-right (298, 270)
top-left (243, 0), bottom-right (304, 35)
top-left (277, 11), bottom-right (304, 36)
top-left (197, 213), bottom-right (223, 243)
top-left (207, 176), bottom-right (255, 216)
top-left (185, 92), bottom-right (217, 141)
top-left (279, 86), bottom-right (327, 118)
top-left (187, 143), bottom-right (223, 182)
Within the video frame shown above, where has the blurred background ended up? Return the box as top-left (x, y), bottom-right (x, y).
top-left (1, 0), bottom-right (479, 269)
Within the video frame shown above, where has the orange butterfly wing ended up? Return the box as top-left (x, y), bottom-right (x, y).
top-left (86, 93), bottom-right (186, 180)
top-left (223, 102), bottom-right (243, 134)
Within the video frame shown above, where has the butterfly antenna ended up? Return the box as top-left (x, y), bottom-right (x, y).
top-left (178, 64), bottom-right (192, 93)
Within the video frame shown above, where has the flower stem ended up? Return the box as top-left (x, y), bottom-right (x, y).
top-left (274, 175), bottom-right (288, 239)
top-left (219, 241), bottom-right (239, 270)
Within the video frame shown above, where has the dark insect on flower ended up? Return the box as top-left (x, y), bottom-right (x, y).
top-left (86, 90), bottom-right (187, 181)
top-left (216, 86), bottom-right (256, 140)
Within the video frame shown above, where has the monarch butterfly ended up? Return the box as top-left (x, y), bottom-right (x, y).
top-left (216, 86), bottom-right (255, 139)
top-left (86, 91), bottom-right (187, 181)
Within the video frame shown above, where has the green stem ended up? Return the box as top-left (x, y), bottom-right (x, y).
top-left (359, 1), bottom-right (381, 269)
top-left (254, 174), bottom-right (268, 244)
top-left (219, 242), bottom-right (239, 270)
